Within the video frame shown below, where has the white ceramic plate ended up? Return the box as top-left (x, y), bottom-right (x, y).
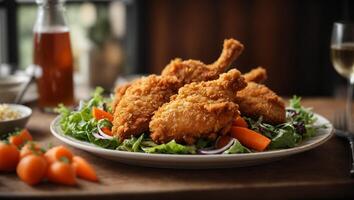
top-left (50, 113), bottom-right (333, 169)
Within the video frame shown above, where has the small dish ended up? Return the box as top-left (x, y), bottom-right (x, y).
top-left (0, 75), bottom-right (30, 103)
top-left (0, 104), bottom-right (32, 135)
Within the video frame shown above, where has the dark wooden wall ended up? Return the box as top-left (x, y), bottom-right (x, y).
top-left (136, 0), bottom-right (353, 96)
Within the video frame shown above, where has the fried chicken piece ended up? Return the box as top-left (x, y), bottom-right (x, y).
top-left (112, 75), bottom-right (180, 139)
top-left (111, 39), bottom-right (244, 105)
top-left (162, 39), bottom-right (244, 85)
top-left (149, 69), bottom-right (247, 145)
top-left (243, 67), bottom-right (267, 83)
top-left (236, 67), bottom-right (286, 124)
top-left (111, 83), bottom-right (132, 114)
top-left (112, 39), bottom-right (244, 140)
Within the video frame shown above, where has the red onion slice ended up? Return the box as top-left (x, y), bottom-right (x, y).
top-left (198, 138), bottom-right (236, 154)
top-left (92, 132), bottom-right (109, 140)
top-left (95, 124), bottom-right (114, 140)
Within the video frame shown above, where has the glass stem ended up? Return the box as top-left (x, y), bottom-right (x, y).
top-left (347, 76), bottom-right (354, 131)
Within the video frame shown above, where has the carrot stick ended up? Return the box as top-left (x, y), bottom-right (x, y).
top-left (73, 156), bottom-right (98, 182)
top-left (92, 107), bottom-right (113, 122)
top-left (230, 126), bottom-right (271, 151)
top-left (233, 116), bottom-right (248, 128)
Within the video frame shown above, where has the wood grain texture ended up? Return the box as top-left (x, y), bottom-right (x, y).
top-left (138, 0), bottom-right (353, 96)
top-left (0, 98), bottom-right (354, 200)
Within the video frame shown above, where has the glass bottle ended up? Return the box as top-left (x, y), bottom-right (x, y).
top-left (33, 0), bottom-right (74, 112)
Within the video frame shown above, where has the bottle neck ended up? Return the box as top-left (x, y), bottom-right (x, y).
top-left (34, 0), bottom-right (68, 33)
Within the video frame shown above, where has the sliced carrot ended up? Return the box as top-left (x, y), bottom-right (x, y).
top-left (230, 126), bottom-right (271, 151)
top-left (9, 129), bottom-right (33, 148)
top-left (215, 135), bottom-right (232, 149)
top-left (73, 156), bottom-right (98, 182)
top-left (92, 107), bottom-right (113, 122)
top-left (45, 145), bottom-right (73, 164)
top-left (101, 127), bottom-right (113, 136)
top-left (233, 116), bottom-right (248, 128)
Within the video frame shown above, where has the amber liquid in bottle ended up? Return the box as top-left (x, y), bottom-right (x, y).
top-left (33, 30), bottom-right (74, 110)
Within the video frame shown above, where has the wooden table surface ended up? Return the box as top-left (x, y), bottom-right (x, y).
top-left (1, 98), bottom-right (354, 200)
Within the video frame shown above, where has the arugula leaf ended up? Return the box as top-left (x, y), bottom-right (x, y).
top-left (224, 139), bottom-right (251, 154)
top-left (288, 95), bottom-right (316, 125)
top-left (140, 139), bottom-right (158, 147)
top-left (245, 96), bottom-right (321, 150)
top-left (245, 117), bottom-right (278, 139)
top-left (117, 136), bottom-right (138, 152)
top-left (303, 125), bottom-right (317, 139)
top-left (132, 134), bottom-right (144, 152)
top-left (269, 125), bottom-right (301, 149)
top-left (142, 140), bottom-right (196, 154)
top-left (56, 87), bottom-right (113, 146)
top-left (97, 119), bottom-right (112, 129)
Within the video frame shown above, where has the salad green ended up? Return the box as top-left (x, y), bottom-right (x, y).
top-left (245, 96), bottom-right (325, 150)
top-left (57, 88), bottom-right (324, 155)
top-left (223, 139), bottom-right (251, 154)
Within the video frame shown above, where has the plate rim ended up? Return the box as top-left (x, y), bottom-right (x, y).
top-left (50, 113), bottom-right (334, 161)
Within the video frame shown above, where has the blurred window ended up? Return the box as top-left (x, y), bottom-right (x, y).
top-left (5, 0), bottom-right (139, 90)
top-left (17, 1), bottom-right (111, 70)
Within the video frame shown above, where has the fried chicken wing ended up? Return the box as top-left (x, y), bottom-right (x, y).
top-left (149, 69), bottom-right (247, 145)
top-left (112, 39), bottom-right (244, 105)
top-left (112, 75), bottom-right (180, 139)
top-left (112, 39), bottom-right (244, 140)
top-left (162, 39), bottom-right (244, 85)
top-left (243, 67), bottom-right (267, 83)
top-left (235, 67), bottom-right (286, 124)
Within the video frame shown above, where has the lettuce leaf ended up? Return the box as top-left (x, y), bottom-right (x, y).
top-left (142, 140), bottom-right (196, 154)
top-left (116, 134), bottom-right (146, 152)
top-left (87, 132), bottom-right (120, 149)
top-left (56, 87), bottom-right (118, 148)
top-left (224, 139), bottom-right (251, 154)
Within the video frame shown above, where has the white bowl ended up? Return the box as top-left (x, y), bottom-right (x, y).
top-left (0, 104), bottom-right (32, 135)
top-left (0, 75), bottom-right (30, 103)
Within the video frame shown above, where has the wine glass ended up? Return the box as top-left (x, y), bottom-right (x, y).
top-left (331, 22), bottom-right (354, 131)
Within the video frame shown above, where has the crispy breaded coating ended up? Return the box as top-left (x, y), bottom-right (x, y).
top-left (243, 67), bottom-right (267, 83)
top-left (162, 39), bottom-right (244, 85)
top-left (112, 39), bottom-right (244, 114)
top-left (111, 83), bottom-right (132, 114)
top-left (235, 82), bottom-right (286, 124)
top-left (149, 69), bottom-right (247, 145)
top-left (112, 75), bottom-right (180, 140)
top-left (112, 39), bottom-right (244, 139)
